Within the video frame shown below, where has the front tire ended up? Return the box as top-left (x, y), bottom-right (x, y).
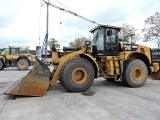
top-left (60, 58), bottom-right (95, 92)
top-left (17, 60), bottom-right (29, 70)
top-left (122, 59), bottom-right (148, 87)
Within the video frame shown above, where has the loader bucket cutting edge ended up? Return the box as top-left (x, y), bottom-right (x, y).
top-left (3, 57), bottom-right (51, 97)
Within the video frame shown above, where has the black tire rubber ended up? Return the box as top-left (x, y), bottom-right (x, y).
top-left (60, 58), bottom-right (95, 92)
top-left (0, 60), bottom-right (4, 70)
top-left (122, 59), bottom-right (148, 87)
top-left (17, 60), bottom-right (29, 70)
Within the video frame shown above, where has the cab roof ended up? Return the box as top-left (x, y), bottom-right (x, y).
top-left (89, 24), bottom-right (121, 33)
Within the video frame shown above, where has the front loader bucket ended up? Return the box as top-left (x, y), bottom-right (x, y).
top-left (3, 57), bottom-right (51, 96)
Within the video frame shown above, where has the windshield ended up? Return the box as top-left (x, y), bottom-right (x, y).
top-left (106, 29), bottom-right (118, 43)
top-left (91, 28), bottom-right (104, 51)
top-left (10, 48), bottom-right (19, 54)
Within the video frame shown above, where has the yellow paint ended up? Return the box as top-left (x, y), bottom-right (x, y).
top-left (105, 56), bottom-right (120, 76)
top-left (153, 63), bottom-right (159, 72)
top-left (50, 49), bottom-right (84, 86)
top-left (50, 48), bottom-right (100, 86)
top-left (136, 44), bottom-right (151, 63)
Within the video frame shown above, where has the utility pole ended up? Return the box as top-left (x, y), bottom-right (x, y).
top-left (44, 0), bottom-right (49, 59)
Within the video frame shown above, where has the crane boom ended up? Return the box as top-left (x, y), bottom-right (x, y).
top-left (42, 0), bottom-right (99, 25)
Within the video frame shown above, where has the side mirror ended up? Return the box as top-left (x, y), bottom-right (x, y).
top-left (85, 41), bottom-right (91, 54)
top-left (85, 41), bottom-right (91, 45)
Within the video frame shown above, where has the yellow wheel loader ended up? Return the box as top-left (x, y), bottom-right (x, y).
top-left (0, 46), bottom-right (35, 70)
top-left (3, 25), bottom-right (160, 97)
top-left (0, 48), bottom-right (8, 70)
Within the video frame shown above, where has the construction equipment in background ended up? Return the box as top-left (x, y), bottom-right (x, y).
top-left (0, 46), bottom-right (35, 70)
top-left (148, 48), bottom-right (160, 80)
top-left (0, 48), bottom-right (8, 70)
top-left (0, 55), bottom-right (5, 70)
top-left (0, 48), bottom-right (8, 56)
top-left (4, 24), bottom-right (160, 97)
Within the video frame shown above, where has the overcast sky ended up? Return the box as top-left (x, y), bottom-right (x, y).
top-left (0, 0), bottom-right (160, 49)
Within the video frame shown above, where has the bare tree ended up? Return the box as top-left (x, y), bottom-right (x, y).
top-left (48, 38), bottom-right (60, 50)
top-left (68, 37), bottom-right (90, 47)
top-left (142, 12), bottom-right (160, 46)
top-left (119, 23), bottom-right (140, 43)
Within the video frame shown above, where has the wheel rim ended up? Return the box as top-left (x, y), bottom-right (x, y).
top-left (132, 67), bottom-right (143, 81)
top-left (20, 62), bottom-right (26, 68)
top-left (72, 67), bottom-right (88, 84)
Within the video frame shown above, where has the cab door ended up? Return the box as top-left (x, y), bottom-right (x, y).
top-left (104, 29), bottom-right (119, 56)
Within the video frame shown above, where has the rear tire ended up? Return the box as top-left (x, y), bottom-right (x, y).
top-left (122, 59), bottom-right (148, 87)
top-left (60, 58), bottom-right (95, 92)
top-left (17, 60), bottom-right (29, 70)
top-left (0, 60), bottom-right (4, 70)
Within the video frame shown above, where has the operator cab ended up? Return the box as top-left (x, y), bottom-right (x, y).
top-left (9, 46), bottom-right (20, 55)
top-left (90, 24), bottom-right (121, 56)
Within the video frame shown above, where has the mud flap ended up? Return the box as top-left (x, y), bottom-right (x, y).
top-left (3, 57), bottom-right (51, 96)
